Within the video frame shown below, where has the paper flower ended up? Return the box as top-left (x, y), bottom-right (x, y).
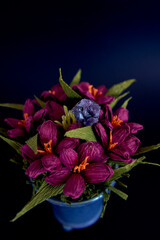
top-left (45, 143), bottom-right (113, 199)
top-left (0, 68), bottom-right (159, 222)
top-left (72, 99), bottom-right (101, 126)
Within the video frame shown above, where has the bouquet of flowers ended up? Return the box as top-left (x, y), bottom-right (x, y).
top-left (0, 69), bottom-right (160, 222)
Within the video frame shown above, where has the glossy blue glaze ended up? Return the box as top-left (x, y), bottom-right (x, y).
top-left (47, 181), bottom-right (116, 231)
top-left (48, 193), bottom-right (103, 231)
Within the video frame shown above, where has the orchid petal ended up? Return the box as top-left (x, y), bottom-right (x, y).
top-left (112, 123), bottom-right (130, 146)
top-left (109, 149), bottom-right (133, 163)
top-left (77, 142), bottom-right (106, 163)
top-left (60, 148), bottom-right (78, 170)
top-left (7, 128), bottom-right (26, 138)
top-left (41, 154), bottom-right (61, 172)
top-left (55, 137), bottom-right (79, 154)
top-left (39, 120), bottom-right (57, 146)
top-left (45, 168), bottom-right (71, 186)
top-left (127, 122), bottom-right (144, 134)
top-left (114, 107), bottom-right (129, 122)
top-left (25, 160), bottom-right (46, 178)
top-left (25, 116), bottom-right (33, 133)
top-left (96, 95), bottom-right (115, 105)
top-left (83, 162), bottom-right (114, 183)
top-left (21, 144), bottom-right (40, 163)
top-left (45, 101), bottom-right (64, 121)
top-left (33, 108), bottom-right (47, 122)
top-left (5, 118), bottom-right (20, 128)
top-left (119, 135), bottom-right (141, 155)
top-left (97, 85), bottom-right (107, 95)
top-left (94, 123), bottom-right (107, 147)
top-left (63, 173), bottom-right (85, 199)
top-left (23, 99), bottom-right (35, 116)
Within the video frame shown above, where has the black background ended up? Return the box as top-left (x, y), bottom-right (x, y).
top-left (0, 1), bottom-right (160, 239)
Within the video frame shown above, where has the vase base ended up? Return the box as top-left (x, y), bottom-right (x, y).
top-left (62, 225), bottom-right (73, 232)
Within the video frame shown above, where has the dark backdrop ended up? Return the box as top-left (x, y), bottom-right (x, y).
top-left (0, 1), bottom-right (160, 239)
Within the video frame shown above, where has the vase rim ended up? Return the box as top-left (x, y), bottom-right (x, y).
top-left (47, 192), bottom-right (104, 206)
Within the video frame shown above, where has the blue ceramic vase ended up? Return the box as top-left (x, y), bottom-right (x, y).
top-left (47, 181), bottom-right (116, 231)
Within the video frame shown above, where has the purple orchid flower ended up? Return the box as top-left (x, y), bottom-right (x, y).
top-left (108, 134), bottom-right (141, 163)
top-left (23, 120), bottom-right (61, 178)
top-left (45, 101), bottom-right (64, 121)
top-left (55, 123), bottom-right (81, 154)
top-left (41, 84), bottom-right (67, 103)
top-left (98, 104), bottom-right (143, 134)
top-left (45, 142), bottom-right (113, 199)
top-left (72, 82), bottom-right (115, 105)
top-left (5, 99), bottom-right (47, 138)
top-left (94, 122), bottom-right (141, 163)
top-left (112, 107), bottom-right (144, 133)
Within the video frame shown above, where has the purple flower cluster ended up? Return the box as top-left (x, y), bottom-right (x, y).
top-left (4, 80), bottom-right (143, 199)
top-left (72, 99), bottom-right (101, 126)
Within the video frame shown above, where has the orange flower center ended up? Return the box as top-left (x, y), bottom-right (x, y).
top-left (111, 115), bottom-right (123, 128)
top-left (18, 113), bottom-right (28, 127)
top-left (37, 139), bottom-right (53, 155)
top-left (88, 85), bottom-right (102, 98)
top-left (73, 156), bottom-right (89, 173)
top-left (108, 131), bottom-right (118, 150)
top-left (48, 90), bottom-right (56, 95)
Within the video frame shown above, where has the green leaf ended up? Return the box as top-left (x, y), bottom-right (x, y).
top-left (59, 68), bottom-right (82, 99)
top-left (141, 162), bottom-right (160, 167)
top-left (101, 191), bottom-right (111, 218)
top-left (106, 79), bottom-right (136, 97)
top-left (70, 69), bottom-right (82, 87)
top-left (0, 127), bottom-right (8, 137)
top-left (108, 186), bottom-right (128, 200)
top-left (25, 134), bottom-right (38, 154)
top-left (0, 135), bottom-right (22, 155)
top-left (109, 91), bottom-right (130, 109)
top-left (117, 180), bottom-right (128, 188)
top-left (134, 143), bottom-right (160, 156)
top-left (34, 95), bottom-right (46, 108)
top-left (0, 103), bottom-right (24, 110)
top-left (106, 156), bottom-right (146, 184)
top-left (65, 126), bottom-right (97, 142)
top-left (11, 182), bottom-right (64, 222)
top-left (121, 97), bottom-right (132, 108)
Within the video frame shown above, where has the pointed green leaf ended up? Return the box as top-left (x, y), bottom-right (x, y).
top-left (65, 126), bottom-right (97, 142)
top-left (141, 162), bottom-right (160, 167)
top-left (59, 68), bottom-right (82, 99)
top-left (25, 134), bottom-right (38, 154)
top-left (117, 180), bottom-right (128, 188)
top-left (106, 156), bottom-right (146, 184)
top-left (106, 79), bottom-right (136, 97)
top-left (109, 91), bottom-right (130, 109)
top-left (134, 143), bottom-right (160, 156)
top-left (0, 135), bottom-right (22, 155)
top-left (121, 97), bottom-right (132, 108)
top-left (11, 182), bottom-right (64, 222)
top-left (0, 127), bottom-right (8, 137)
top-left (101, 191), bottom-right (111, 218)
top-left (0, 103), bottom-right (24, 110)
top-left (108, 186), bottom-right (128, 200)
top-left (70, 69), bottom-right (82, 87)
top-left (34, 95), bottom-right (46, 108)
